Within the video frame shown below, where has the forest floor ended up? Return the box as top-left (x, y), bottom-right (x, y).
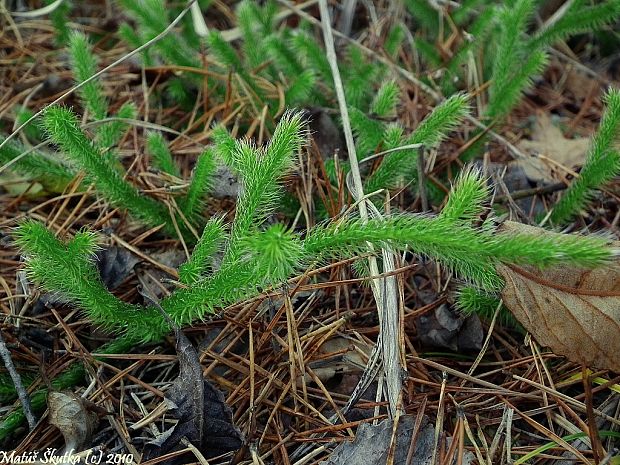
top-left (0, 1), bottom-right (619, 465)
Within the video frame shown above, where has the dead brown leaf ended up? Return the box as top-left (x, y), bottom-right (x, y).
top-left (319, 414), bottom-right (475, 465)
top-left (48, 391), bottom-right (98, 454)
top-left (143, 322), bottom-right (243, 461)
top-left (516, 113), bottom-right (590, 183)
top-left (497, 222), bottom-right (620, 372)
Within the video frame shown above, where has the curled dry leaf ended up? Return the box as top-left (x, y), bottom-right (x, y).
top-left (48, 391), bottom-right (98, 453)
top-left (497, 221), bottom-right (620, 372)
top-left (144, 324), bottom-right (243, 461)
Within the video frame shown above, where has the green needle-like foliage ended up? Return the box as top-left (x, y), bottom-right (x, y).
top-left (69, 32), bottom-right (108, 121)
top-left (119, 0), bottom-right (199, 69)
top-left (291, 29), bottom-right (332, 86)
top-left (349, 107), bottom-right (385, 157)
top-left (118, 23), bottom-right (154, 66)
top-left (487, 48), bottom-right (548, 121)
top-left (237, 0), bottom-right (267, 69)
top-left (7, 2), bottom-right (620, 441)
top-left (69, 32), bottom-right (135, 148)
top-left (207, 30), bottom-right (243, 70)
top-left (304, 208), bottom-right (613, 290)
top-left (439, 166), bottom-right (489, 224)
top-left (343, 47), bottom-right (384, 110)
top-left (550, 88), bottom-right (620, 225)
top-left (529, 0), bottom-right (620, 51)
top-left (43, 106), bottom-right (170, 231)
top-left (263, 28), bottom-right (317, 106)
top-left (408, 93), bottom-right (470, 146)
top-left (265, 31), bottom-right (304, 77)
top-left (15, 107), bottom-right (43, 142)
top-left (46, 0), bottom-right (72, 45)
top-left (485, 0), bottom-right (545, 120)
top-left (180, 148), bottom-right (216, 223)
top-left (456, 286), bottom-right (500, 316)
top-left (384, 24), bottom-right (405, 58)
top-left (485, 0), bottom-right (620, 121)
top-left (97, 102), bottom-right (136, 149)
top-left (405, 0), bottom-right (441, 37)
top-left (225, 111), bottom-right (306, 258)
top-left (284, 70), bottom-right (317, 106)
top-left (0, 373), bottom-right (34, 403)
top-left (304, 214), bottom-right (504, 290)
top-left (146, 132), bottom-right (179, 176)
top-left (210, 125), bottom-right (238, 170)
top-left (206, 30), bottom-right (268, 105)
top-left (488, 0), bottom-right (535, 115)
top-left (371, 81), bottom-right (400, 118)
top-left (12, 114), bottom-right (617, 383)
top-left (243, 224), bottom-right (303, 284)
top-left (178, 216), bottom-right (226, 285)
top-left (455, 286), bottom-right (518, 325)
top-left (14, 221), bottom-right (166, 338)
top-left (441, 8), bottom-right (495, 94)
top-left (0, 136), bottom-right (73, 190)
top-left (365, 93), bottom-right (470, 193)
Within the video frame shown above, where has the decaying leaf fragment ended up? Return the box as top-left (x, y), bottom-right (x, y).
top-left (319, 414), bottom-right (474, 465)
top-left (497, 222), bottom-right (620, 372)
top-left (144, 324), bottom-right (244, 460)
top-left (306, 336), bottom-right (370, 383)
top-left (48, 391), bottom-right (98, 453)
top-left (516, 112), bottom-right (590, 183)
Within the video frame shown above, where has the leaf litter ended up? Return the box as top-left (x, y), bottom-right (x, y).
top-left (1, 1), bottom-right (620, 464)
top-left (516, 112), bottom-right (590, 183)
top-left (320, 414), bottom-right (474, 465)
top-left (48, 391), bottom-right (98, 455)
top-left (498, 222), bottom-right (620, 372)
top-left (138, 286), bottom-right (243, 462)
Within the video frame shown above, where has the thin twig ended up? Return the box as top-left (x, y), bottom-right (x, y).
top-left (0, 328), bottom-right (36, 429)
top-left (318, 0), bottom-right (404, 420)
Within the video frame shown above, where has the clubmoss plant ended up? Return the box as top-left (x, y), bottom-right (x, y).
top-left (68, 31), bottom-right (136, 149)
top-left (178, 216), bottom-right (225, 285)
top-left (14, 107), bottom-right (43, 142)
top-left (484, 0), bottom-right (547, 121)
top-left (118, 0), bottom-right (200, 70)
top-left (15, 112), bottom-right (616, 342)
top-left (14, 222), bottom-right (165, 337)
top-left (363, 93), bottom-right (470, 195)
top-left (146, 132), bottom-right (180, 177)
top-left (180, 149), bottom-right (217, 224)
top-left (549, 88), bottom-right (620, 225)
top-left (117, 0), bottom-right (402, 131)
top-left (454, 286), bottom-right (515, 325)
top-left (406, 0), bottom-right (620, 163)
top-left (3, 1), bottom-right (620, 442)
top-left (1, 32), bottom-right (139, 195)
top-left (41, 106), bottom-right (216, 238)
top-left (42, 107), bottom-right (172, 232)
top-left (4, 110), bottom-right (618, 441)
top-left (46, 0), bottom-right (72, 45)
top-left (0, 136), bottom-right (73, 192)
